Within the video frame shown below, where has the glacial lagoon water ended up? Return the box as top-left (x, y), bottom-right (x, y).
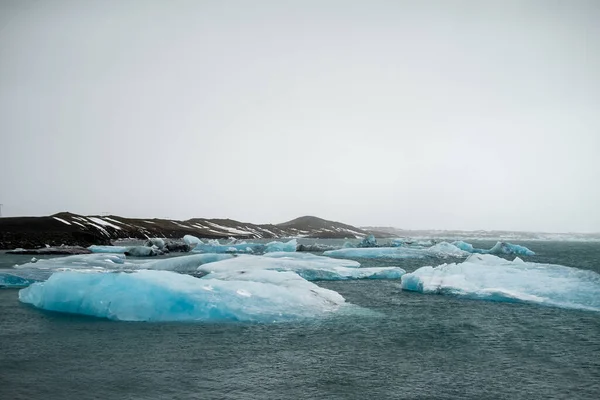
top-left (1, 239), bottom-right (599, 399)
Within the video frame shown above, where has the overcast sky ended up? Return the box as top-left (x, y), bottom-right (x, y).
top-left (0, 0), bottom-right (598, 232)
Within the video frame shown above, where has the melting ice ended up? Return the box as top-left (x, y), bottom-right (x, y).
top-left (401, 254), bottom-right (600, 311)
top-left (18, 269), bottom-right (347, 322)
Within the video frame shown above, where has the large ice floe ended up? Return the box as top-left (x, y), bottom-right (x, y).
top-left (197, 254), bottom-right (405, 281)
top-left (323, 242), bottom-right (470, 259)
top-left (14, 253), bottom-right (131, 271)
top-left (192, 239), bottom-right (297, 254)
top-left (88, 245), bottom-right (163, 257)
top-left (401, 254), bottom-right (600, 311)
top-left (18, 269), bottom-right (347, 322)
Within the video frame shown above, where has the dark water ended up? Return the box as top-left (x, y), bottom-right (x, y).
top-left (1, 241), bottom-right (599, 399)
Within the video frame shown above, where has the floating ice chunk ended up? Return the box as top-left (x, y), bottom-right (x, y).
top-left (426, 242), bottom-right (470, 257)
top-left (0, 270), bottom-right (46, 288)
top-left (264, 239), bottom-right (297, 253)
top-left (324, 247), bottom-right (427, 259)
top-left (325, 243), bottom-right (469, 259)
top-left (192, 239), bottom-right (296, 255)
top-left (196, 254), bottom-right (401, 281)
top-left (193, 242), bottom-right (264, 254)
top-left (197, 254), bottom-right (361, 275)
top-left (19, 270), bottom-right (346, 322)
top-left (357, 234), bottom-right (377, 248)
top-left (451, 241), bottom-right (535, 256)
top-left (296, 243), bottom-right (339, 252)
top-left (124, 246), bottom-right (161, 257)
top-left (183, 235), bottom-right (203, 247)
top-left (14, 254), bottom-right (129, 270)
top-left (88, 245), bottom-right (129, 254)
top-left (141, 254), bottom-right (235, 272)
top-left (488, 241), bottom-right (535, 256)
top-left (262, 252), bottom-right (360, 268)
top-left (400, 254), bottom-right (600, 311)
top-left (294, 266), bottom-right (406, 281)
top-left (146, 238), bottom-right (165, 250)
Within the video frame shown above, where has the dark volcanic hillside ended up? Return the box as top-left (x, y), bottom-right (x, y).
top-left (277, 216), bottom-right (369, 239)
top-left (0, 213), bottom-right (373, 250)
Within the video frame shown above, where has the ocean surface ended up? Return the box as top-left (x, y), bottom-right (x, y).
top-left (1, 240), bottom-right (599, 399)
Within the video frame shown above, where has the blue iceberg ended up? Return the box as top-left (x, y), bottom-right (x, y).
top-left (1, 271), bottom-right (45, 288)
top-left (400, 254), bottom-right (600, 311)
top-left (357, 234), bottom-right (377, 248)
top-left (452, 241), bottom-right (535, 256)
top-left (19, 269), bottom-right (346, 322)
top-left (294, 266), bottom-right (406, 281)
top-left (88, 245), bottom-right (129, 254)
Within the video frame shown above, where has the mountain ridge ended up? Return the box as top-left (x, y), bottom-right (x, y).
top-left (0, 213), bottom-right (379, 250)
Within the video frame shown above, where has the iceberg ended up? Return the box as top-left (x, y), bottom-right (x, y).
top-left (143, 254), bottom-right (235, 272)
top-left (19, 269), bottom-right (346, 322)
top-left (323, 242), bottom-right (468, 259)
top-left (264, 239), bottom-right (297, 253)
top-left (400, 254), bottom-right (600, 311)
top-left (14, 253), bottom-right (129, 270)
top-left (262, 252), bottom-right (360, 268)
top-left (197, 254), bottom-right (361, 274)
top-left (145, 238), bottom-right (166, 250)
top-left (196, 254), bottom-right (402, 281)
top-left (488, 241), bottom-right (535, 256)
top-left (88, 245), bottom-right (163, 256)
top-left (183, 235), bottom-right (203, 247)
top-left (357, 234), bottom-right (377, 248)
top-left (88, 245), bottom-right (129, 254)
top-left (451, 241), bottom-right (535, 256)
top-left (294, 266), bottom-right (405, 281)
top-left (124, 246), bottom-right (162, 257)
top-left (192, 239), bottom-right (296, 255)
top-left (0, 271), bottom-right (45, 288)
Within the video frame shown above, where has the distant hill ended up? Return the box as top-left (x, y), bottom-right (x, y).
top-left (0, 213), bottom-right (376, 249)
top-left (277, 216), bottom-right (370, 239)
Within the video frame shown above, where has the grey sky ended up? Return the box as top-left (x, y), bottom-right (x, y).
top-left (1, 0), bottom-right (598, 232)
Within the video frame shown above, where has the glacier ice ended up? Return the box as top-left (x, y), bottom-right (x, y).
top-left (124, 246), bottom-right (162, 257)
top-left (293, 266), bottom-right (405, 281)
top-left (183, 235), bottom-right (203, 247)
top-left (88, 245), bottom-right (129, 254)
top-left (88, 245), bottom-right (163, 256)
top-left (323, 242), bottom-right (468, 259)
top-left (196, 254), bottom-right (403, 281)
top-left (192, 239), bottom-right (297, 255)
top-left (196, 254), bottom-right (360, 274)
top-left (451, 241), bottom-right (535, 256)
top-left (0, 271), bottom-right (45, 288)
top-left (400, 254), bottom-right (600, 311)
top-left (264, 239), bottom-right (297, 253)
top-left (14, 253), bottom-right (129, 271)
top-left (488, 241), bottom-right (535, 256)
top-left (262, 252), bottom-right (361, 268)
top-left (143, 254), bottom-right (235, 272)
top-left (357, 234), bottom-right (377, 248)
top-left (18, 269), bottom-right (346, 322)
top-left (146, 238), bottom-right (166, 250)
